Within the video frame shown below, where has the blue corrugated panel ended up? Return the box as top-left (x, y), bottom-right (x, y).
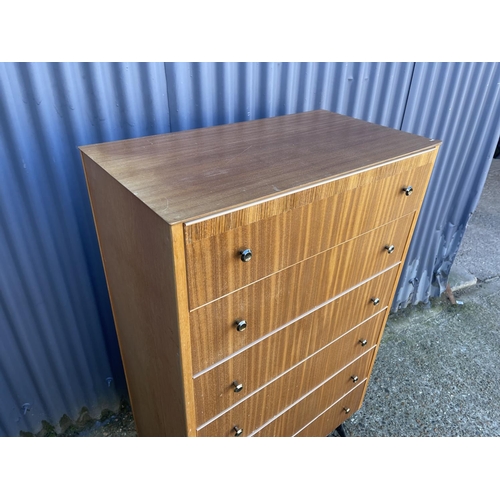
top-left (395, 62), bottom-right (500, 309)
top-left (0, 62), bottom-right (170, 436)
top-left (1, 61), bottom-right (499, 435)
top-left (165, 62), bottom-right (415, 130)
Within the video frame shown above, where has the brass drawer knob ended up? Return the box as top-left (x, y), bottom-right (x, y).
top-left (343, 407), bottom-right (351, 414)
top-left (359, 339), bottom-right (368, 346)
top-left (371, 297), bottom-right (380, 306)
top-left (236, 319), bottom-right (247, 332)
top-left (233, 381), bottom-right (243, 393)
top-left (233, 426), bottom-right (243, 436)
top-left (351, 375), bottom-right (359, 383)
top-left (385, 244), bottom-right (395, 254)
top-left (240, 248), bottom-right (252, 262)
top-left (403, 186), bottom-right (413, 196)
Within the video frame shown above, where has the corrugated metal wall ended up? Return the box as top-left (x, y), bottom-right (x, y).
top-left (1, 62), bottom-right (499, 436)
top-left (0, 63), bottom-right (171, 436)
top-left (165, 62), bottom-right (414, 131)
top-left (396, 63), bottom-right (500, 307)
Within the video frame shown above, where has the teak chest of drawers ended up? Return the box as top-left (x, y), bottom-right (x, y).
top-left (80, 110), bottom-right (441, 437)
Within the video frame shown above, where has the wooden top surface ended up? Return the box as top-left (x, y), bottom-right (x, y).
top-left (79, 110), bottom-right (439, 224)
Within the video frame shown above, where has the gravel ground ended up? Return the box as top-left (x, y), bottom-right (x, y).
top-left (343, 277), bottom-right (500, 437)
top-left (452, 158), bottom-right (500, 282)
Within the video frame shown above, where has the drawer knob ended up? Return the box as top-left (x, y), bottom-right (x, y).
top-left (385, 244), bottom-right (395, 254)
top-left (233, 426), bottom-right (243, 436)
top-left (240, 248), bottom-right (252, 262)
top-left (371, 297), bottom-right (380, 306)
top-left (351, 375), bottom-right (359, 383)
top-left (359, 339), bottom-right (368, 346)
top-left (235, 319), bottom-right (247, 332)
top-left (403, 186), bottom-right (413, 196)
top-left (343, 407), bottom-right (351, 415)
top-left (233, 381), bottom-right (244, 393)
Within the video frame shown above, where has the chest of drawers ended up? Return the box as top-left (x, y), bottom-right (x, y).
top-left (80, 110), bottom-right (440, 437)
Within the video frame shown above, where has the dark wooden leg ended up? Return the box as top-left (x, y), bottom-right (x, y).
top-left (335, 423), bottom-right (347, 437)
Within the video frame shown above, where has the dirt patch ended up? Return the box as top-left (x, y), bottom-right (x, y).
top-left (20, 400), bottom-right (137, 437)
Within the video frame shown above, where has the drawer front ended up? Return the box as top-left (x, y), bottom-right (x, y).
top-left (294, 383), bottom-right (366, 437)
top-left (194, 309), bottom-right (386, 425)
top-left (254, 380), bottom-right (366, 437)
top-left (196, 346), bottom-right (376, 437)
top-left (185, 153), bottom-right (434, 308)
top-left (190, 212), bottom-right (413, 373)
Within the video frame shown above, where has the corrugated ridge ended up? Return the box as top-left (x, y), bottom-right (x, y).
top-left (165, 62), bottom-right (414, 131)
top-left (395, 62), bottom-right (500, 309)
top-left (0, 62), bottom-right (170, 436)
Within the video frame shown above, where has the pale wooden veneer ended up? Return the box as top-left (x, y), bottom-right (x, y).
top-left (185, 155), bottom-right (435, 309)
top-left (294, 383), bottom-right (367, 437)
top-left (254, 382), bottom-right (368, 437)
top-left (190, 213), bottom-right (413, 372)
top-left (82, 157), bottom-right (196, 436)
top-left (195, 312), bottom-right (385, 425)
top-left (197, 345), bottom-right (377, 437)
top-left (294, 384), bottom-right (368, 437)
top-left (193, 268), bottom-right (399, 423)
top-left (80, 110), bottom-right (440, 437)
top-left (194, 266), bottom-right (399, 422)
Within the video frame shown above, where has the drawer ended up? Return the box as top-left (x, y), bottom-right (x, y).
top-left (196, 345), bottom-right (376, 437)
top-left (254, 380), bottom-right (367, 437)
top-left (184, 153), bottom-right (434, 308)
top-left (294, 383), bottom-right (366, 437)
top-left (190, 212), bottom-right (413, 373)
top-left (194, 308), bottom-right (386, 425)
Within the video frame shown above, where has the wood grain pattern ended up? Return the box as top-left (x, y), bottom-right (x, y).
top-left (192, 265), bottom-right (399, 413)
top-left (294, 383), bottom-right (366, 437)
top-left (81, 153), bottom-right (196, 437)
top-left (79, 110), bottom-right (438, 224)
top-left (185, 150), bottom-right (435, 242)
top-left (190, 212), bottom-right (414, 373)
top-left (193, 266), bottom-right (401, 423)
top-left (169, 223), bottom-right (197, 435)
top-left (185, 157), bottom-right (434, 308)
top-left (354, 145), bottom-right (441, 416)
top-left (194, 312), bottom-right (385, 426)
top-left (197, 348), bottom-right (375, 437)
top-left (253, 381), bottom-right (366, 437)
